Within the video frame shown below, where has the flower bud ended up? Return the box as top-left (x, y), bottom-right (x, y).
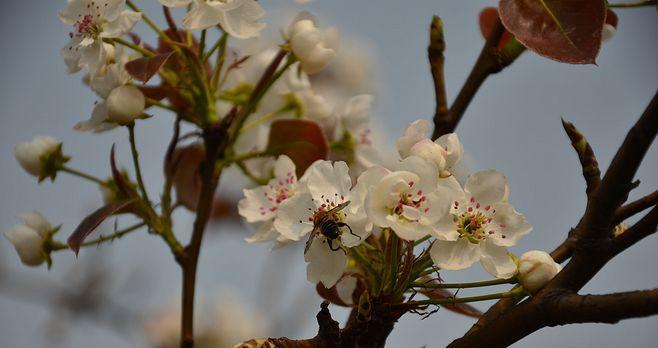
top-left (289, 19), bottom-right (337, 74)
top-left (4, 212), bottom-right (52, 266)
top-left (518, 250), bottom-right (561, 294)
top-left (409, 139), bottom-right (447, 170)
top-left (106, 85), bottom-right (145, 125)
top-left (14, 136), bottom-right (65, 179)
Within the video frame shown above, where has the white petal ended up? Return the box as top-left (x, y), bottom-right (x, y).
top-left (335, 275), bottom-right (357, 305)
top-left (480, 240), bottom-right (517, 279)
top-left (395, 156), bottom-right (438, 194)
top-left (102, 10), bottom-right (141, 38)
top-left (106, 85), bottom-right (145, 124)
top-left (100, 0), bottom-right (127, 22)
top-left (396, 119), bottom-right (431, 158)
top-left (238, 186), bottom-right (276, 223)
top-left (20, 212), bottom-right (52, 236)
top-left (339, 95), bottom-right (372, 131)
top-left (340, 211), bottom-right (369, 247)
top-left (305, 236), bottom-right (347, 287)
top-left (273, 191), bottom-right (314, 240)
top-left (434, 133), bottom-right (463, 169)
top-left (430, 238), bottom-right (481, 271)
top-left (159, 0), bottom-right (192, 8)
top-left (306, 161), bottom-right (352, 207)
top-left (183, 0), bottom-right (223, 30)
top-left (273, 155), bottom-right (297, 181)
top-left (61, 37), bottom-right (84, 74)
top-left (216, 0), bottom-right (266, 39)
top-left (5, 225), bottom-right (45, 266)
top-left (489, 202), bottom-right (532, 247)
top-left (464, 169), bottom-right (509, 207)
top-left (244, 221), bottom-right (278, 244)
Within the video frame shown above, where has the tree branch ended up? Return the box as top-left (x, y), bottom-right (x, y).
top-left (428, 16), bottom-right (449, 136)
top-left (561, 119), bottom-right (601, 196)
top-left (614, 189), bottom-right (658, 225)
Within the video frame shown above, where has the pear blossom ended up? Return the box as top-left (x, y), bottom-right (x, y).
top-left (239, 155), bottom-right (299, 244)
top-left (163, 0), bottom-right (266, 39)
top-left (4, 212), bottom-right (53, 266)
top-left (430, 170), bottom-right (532, 278)
top-left (289, 17), bottom-right (338, 74)
top-left (59, 0), bottom-right (141, 76)
top-left (15, 136), bottom-right (68, 180)
top-left (274, 160), bottom-right (368, 287)
top-left (517, 250), bottom-right (562, 294)
top-left (106, 85), bottom-right (146, 124)
top-left (365, 156), bottom-right (456, 241)
top-left (396, 119), bottom-right (463, 176)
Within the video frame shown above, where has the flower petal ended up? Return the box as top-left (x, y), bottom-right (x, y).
top-left (489, 202), bottom-right (532, 247)
top-left (464, 169), bottom-right (509, 207)
top-left (102, 10), bottom-right (141, 38)
top-left (217, 0), bottom-right (266, 39)
top-left (305, 236), bottom-right (347, 287)
top-left (480, 240), bottom-right (517, 279)
top-left (183, 0), bottom-right (223, 30)
top-left (430, 238), bottom-right (481, 271)
top-left (396, 119), bottom-right (430, 158)
top-left (273, 191), bottom-right (314, 240)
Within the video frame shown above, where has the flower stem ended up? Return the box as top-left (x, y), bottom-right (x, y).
top-left (413, 234), bottom-right (432, 246)
top-left (146, 98), bottom-right (177, 112)
top-left (608, 0), bottom-right (656, 7)
top-left (410, 277), bottom-right (517, 289)
top-left (59, 166), bottom-right (105, 185)
top-left (109, 38), bottom-right (154, 57)
top-left (127, 123), bottom-right (152, 205)
top-left (402, 287), bottom-right (524, 307)
top-left (204, 32), bottom-right (228, 63)
top-left (126, 0), bottom-right (168, 39)
top-left (50, 222), bottom-right (146, 251)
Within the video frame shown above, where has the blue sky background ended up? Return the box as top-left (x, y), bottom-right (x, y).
top-left (0, 1), bottom-right (657, 347)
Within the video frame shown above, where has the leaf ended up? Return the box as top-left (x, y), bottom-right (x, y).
top-left (419, 288), bottom-right (483, 319)
top-left (125, 52), bottom-right (174, 83)
top-left (168, 144), bottom-right (205, 211)
top-left (479, 7), bottom-right (513, 49)
top-left (110, 144), bottom-right (129, 197)
top-left (266, 119), bottom-right (329, 177)
top-left (498, 0), bottom-right (606, 64)
top-left (67, 198), bottom-right (137, 255)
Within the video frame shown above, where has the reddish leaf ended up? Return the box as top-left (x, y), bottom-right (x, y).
top-left (315, 274), bottom-right (365, 308)
top-left (266, 119), bottom-right (329, 177)
top-left (168, 144), bottom-right (204, 211)
top-left (125, 52), bottom-right (174, 83)
top-left (138, 85), bottom-right (170, 101)
top-left (420, 288), bottom-right (483, 319)
top-left (498, 0), bottom-right (606, 64)
top-left (479, 7), bottom-right (513, 49)
top-left (210, 196), bottom-right (240, 221)
top-left (67, 198), bottom-right (137, 255)
top-left (110, 144), bottom-right (129, 197)
top-left (606, 9), bottom-right (618, 28)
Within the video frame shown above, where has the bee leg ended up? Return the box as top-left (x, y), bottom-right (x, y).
top-left (327, 239), bottom-right (347, 255)
top-left (338, 222), bottom-right (361, 240)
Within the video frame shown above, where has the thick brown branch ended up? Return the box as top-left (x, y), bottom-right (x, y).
top-left (561, 119), bottom-right (601, 196)
top-left (614, 189), bottom-right (658, 225)
top-left (612, 205), bottom-right (658, 254)
top-left (546, 289), bottom-right (658, 326)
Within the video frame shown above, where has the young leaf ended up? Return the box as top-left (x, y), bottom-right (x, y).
top-left (479, 7), bottom-right (513, 49)
top-left (266, 119), bottom-right (329, 177)
top-left (67, 198), bottom-right (137, 255)
top-left (498, 0), bottom-right (606, 64)
top-left (125, 52), bottom-right (174, 83)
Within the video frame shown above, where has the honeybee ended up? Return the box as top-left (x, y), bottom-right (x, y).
top-left (304, 201), bottom-right (360, 254)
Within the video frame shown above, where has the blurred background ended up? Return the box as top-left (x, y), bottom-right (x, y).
top-left (1, 0), bottom-right (657, 347)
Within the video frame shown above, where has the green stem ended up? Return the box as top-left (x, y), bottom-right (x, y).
top-left (239, 107), bottom-right (289, 134)
top-left (128, 123), bottom-right (152, 205)
top-left (608, 0), bottom-right (656, 7)
top-left (109, 38), bottom-right (154, 57)
top-left (146, 98), bottom-right (177, 112)
top-left (413, 234), bottom-right (432, 246)
top-left (51, 222), bottom-right (146, 251)
top-left (204, 32), bottom-right (228, 63)
top-left (59, 166), bottom-right (105, 185)
top-left (236, 161), bottom-right (269, 185)
top-left (410, 277), bottom-right (517, 289)
top-left (403, 288), bottom-right (524, 307)
top-left (198, 29), bottom-right (207, 57)
top-left (126, 0), bottom-right (168, 39)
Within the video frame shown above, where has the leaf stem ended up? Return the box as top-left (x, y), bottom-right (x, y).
top-left (127, 123), bottom-right (152, 205)
top-left (126, 0), bottom-right (168, 39)
top-left (402, 288), bottom-right (524, 307)
top-left (204, 32), bottom-right (228, 63)
top-left (109, 38), bottom-right (154, 57)
top-left (146, 98), bottom-right (177, 112)
top-left (59, 166), bottom-right (105, 185)
top-left (51, 222), bottom-right (146, 251)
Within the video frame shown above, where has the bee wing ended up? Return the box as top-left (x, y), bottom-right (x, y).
top-left (328, 200), bottom-right (351, 214)
top-left (304, 227), bottom-right (320, 255)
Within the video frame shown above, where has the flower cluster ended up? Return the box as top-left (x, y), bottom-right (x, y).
top-left (239, 119), bottom-right (534, 286)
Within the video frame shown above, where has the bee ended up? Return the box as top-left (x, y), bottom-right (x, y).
top-left (304, 201), bottom-right (360, 254)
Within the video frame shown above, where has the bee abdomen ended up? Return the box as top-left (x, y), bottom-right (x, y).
top-left (319, 218), bottom-right (340, 239)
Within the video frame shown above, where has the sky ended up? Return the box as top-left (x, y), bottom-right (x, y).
top-left (0, 1), bottom-right (657, 347)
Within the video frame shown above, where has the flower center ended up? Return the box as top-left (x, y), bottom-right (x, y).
top-left (454, 197), bottom-right (504, 243)
top-left (259, 171), bottom-right (296, 219)
top-left (68, 1), bottom-right (109, 40)
top-left (392, 181), bottom-right (429, 222)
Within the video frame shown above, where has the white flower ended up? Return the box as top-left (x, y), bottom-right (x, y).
top-left (15, 136), bottom-right (64, 178)
top-left (179, 0), bottom-right (266, 39)
top-left (289, 17), bottom-right (338, 74)
top-left (106, 85), bottom-right (145, 124)
top-left (517, 250), bottom-right (561, 294)
top-left (60, 0), bottom-right (141, 76)
top-left (239, 155), bottom-right (299, 244)
top-left (365, 156), bottom-right (455, 241)
top-left (4, 212), bottom-right (53, 266)
top-left (397, 120), bottom-right (463, 176)
top-left (274, 160), bottom-right (368, 287)
top-left (430, 170), bottom-right (532, 278)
